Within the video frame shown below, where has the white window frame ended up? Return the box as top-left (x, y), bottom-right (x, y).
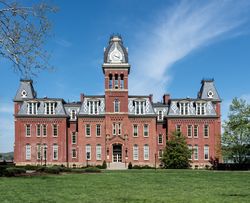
top-left (204, 145), bottom-right (209, 160)
top-left (86, 144), bottom-right (91, 160)
top-left (96, 124), bottom-right (101, 137)
top-left (43, 144), bottom-right (47, 160)
top-left (158, 134), bottom-right (163, 144)
top-left (133, 124), bottom-right (138, 137)
top-left (26, 144), bottom-right (31, 160)
top-left (188, 145), bottom-right (192, 160)
top-left (72, 132), bottom-right (77, 144)
top-left (26, 124), bottom-right (31, 137)
top-left (144, 145), bottom-right (149, 160)
top-left (52, 124), bottom-right (58, 137)
top-left (204, 124), bottom-right (209, 138)
top-left (194, 125), bottom-right (198, 138)
top-left (112, 123), bottom-right (116, 135)
top-left (114, 99), bottom-right (120, 113)
top-left (187, 125), bottom-right (192, 138)
top-left (70, 109), bottom-right (77, 120)
top-left (36, 124), bottom-right (41, 137)
top-left (42, 124), bottom-right (47, 137)
top-left (72, 148), bottom-right (77, 158)
top-left (158, 149), bottom-right (163, 158)
top-left (27, 102), bottom-right (38, 115)
top-left (53, 144), bottom-right (58, 160)
top-left (117, 123), bottom-right (122, 135)
top-left (37, 144), bottom-right (41, 160)
top-left (143, 124), bottom-right (149, 137)
top-left (194, 145), bottom-right (198, 160)
top-left (85, 124), bottom-right (91, 137)
top-left (176, 124), bottom-right (181, 133)
top-left (96, 145), bottom-right (102, 161)
top-left (133, 145), bottom-right (139, 160)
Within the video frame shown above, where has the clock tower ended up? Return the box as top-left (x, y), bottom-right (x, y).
top-left (103, 35), bottom-right (130, 113)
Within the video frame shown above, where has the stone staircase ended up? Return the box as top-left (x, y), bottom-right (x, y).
top-left (108, 162), bottom-right (127, 170)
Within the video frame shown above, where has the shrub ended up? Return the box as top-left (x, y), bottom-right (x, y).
top-left (4, 167), bottom-right (26, 177)
top-left (0, 166), bottom-right (9, 177)
top-left (102, 160), bottom-right (107, 169)
top-left (95, 165), bottom-right (103, 169)
top-left (36, 166), bottom-right (47, 172)
top-left (84, 167), bottom-right (101, 173)
top-left (44, 166), bottom-right (60, 174)
top-left (24, 164), bottom-right (39, 170)
top-left (71, 168), bottom-right (85, 173)
top-left (128, 162), bottom-right (132, 169)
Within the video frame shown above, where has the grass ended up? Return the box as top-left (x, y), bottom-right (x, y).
top-left (0, 169), bottom-right (249, 203)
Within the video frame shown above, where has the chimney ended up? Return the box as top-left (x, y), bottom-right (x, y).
top-left (80, 93), bottom-right (84, 102)
top-left (163, 94), bottom-right (170, 104)
top-left (149, 94), bottom-right (153, 103)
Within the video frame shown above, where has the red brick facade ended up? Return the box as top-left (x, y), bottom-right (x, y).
top-left (14, 35), bottom-right (221, 168)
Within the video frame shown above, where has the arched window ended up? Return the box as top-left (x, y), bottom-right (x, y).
top-left (114, 74), bottom-right (118, 89)
top-left (109, 74), bottom-right (113, 89)
top-left (120, 74), bottom-right (124, 89)
top-left (114, 99), bottom-right (120, 112)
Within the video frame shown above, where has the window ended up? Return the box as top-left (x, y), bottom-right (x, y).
top-left (134, 101), bottom-right (145, 115)
top-left (109, 74), bottom-right (113, 89)
top-left (114, 99), bottom-right (120, 112)
top-left (204, 145), bottom-right (209, 160)
top-left (43, 144), bottom-right (47, 160)
top-left (194, 125), bottom-right (198, 138)
top-left (43, 124), bottom-right (47, 137)
top-left (36, 124), bottom-right (41, 137)
top-left (204, 125), bottom-right (209, 138)
top-left (114, 74), bottom-right (118, 89)
top-left (85, 124), bottom-right (91, 137)
top-left (27, 102), bottom-right (38, 115)
top-left (144, 144), bottom-right (149, 160)
top-left (133, 145), bottom-right (138, 160)
top-left (72, 149), bottom-right (77, 158)
top-left (70, 110), bottom-right (76, 120)
top-left (120, 74), bottom-right (124, 89)
top-left (144, 124), bottom-right (149, 137)
top-left (118, 123), bottom-right (122, 135)
top-left (194, 145), bottom-right (198, 160)
top-left (196, 103), bottom-right (206, 115)
top-left (37, 144), bottom-right (41, 160)
top-left (53, 144), bottom-right (58, 160)
top-left (158, 149), bottom-right (163, 158)
top-left (72, 132), bottom-right (77, 144)
top-left (53, 124), bottom-right (58, 137)
top-left (188, 145), bottom-right (192, 160)
top-left (133, 124), bottom-right (138, 137)
top-left (96, 144), bottom-right (102, 160)
top-left (158, 110), bottom-right (163, 120)
top-left (96, 124), bottom-right (101, 137)
top-left (26, 144), bottom-right (31, 160)
top-left (44, 102), bottom-right (56, 115)
top-left (86, 144), bottom-right (91, 160)
top-left (88, 101), bottom-right (99, 115)
top-left (180, 103), bottom-right (189, 115)
top-left (26, 124), bottom-right (31, 137)
top-left (158, 134), bottom-right (163, 144)
top-left (112, 123), bottom-right (116, 135)
top-left (176, 125), bottom-right (181, 133)
top-left (187, 125), bottom-right (192, 138)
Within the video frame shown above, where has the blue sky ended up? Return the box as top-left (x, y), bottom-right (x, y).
top-left (1, 0), bottom-right (250, 152)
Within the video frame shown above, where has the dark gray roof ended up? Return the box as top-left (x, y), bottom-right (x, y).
top-left (198, 79), bottom-right (221, 101)
top-left (14, 80), bottom-right (36, 101)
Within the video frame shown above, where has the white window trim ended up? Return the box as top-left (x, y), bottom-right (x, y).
top-left (25, 124), bottom-right (31, 137)
top-left (112, 123), bottom-right (116, 135)
top-left (188, 145), bottom-right (192, 160)
top-left (204, 145), bottom-right (209, 160)
top-left (133, 145), bottom-right (139, 161)
top-left (72, 132), bottom-right (77, 144)
top-left (86, 145), bottom-right (91, 160)
top-left (37, 144), bottom-right (41, 160)
top-left (72, 148), bottom-right (77, 159)
top-left (176, 124), bottom-right (181, 133)
top-left (194, 145), bottom-right (199, 160)
top-left (53, 145), bottom-right (58, 160)
top-left (133, 124), bottom-right (138, 137)
top-left (204, 124), bottom-right (209, 138)
top-left (158, 134), bottom-right (163, 144)
top-left (143, 124), bottom-right (149, 137)
top-left (36, 124), bottom-right (41, 137)
top-left (193, 125), bottom-right (199, 138)
top-left (114, 100), bottom-right (120, 113)
top-left (26, 144), bottom-right (31, 160)
top-left (52, 124), bottom-right (58, 137)
top-left (85, 124), bottom-right (91, 137)
top-left (144, 145), bottom-right (149, 160)
top-left (96, 145), bottom-right (102, 161)
top-left (96, 124), bottom-right (101, 137)
top-left (42, 124), bottom-right (47, 137)
top-left (187, 125), bottom-right (192, 138)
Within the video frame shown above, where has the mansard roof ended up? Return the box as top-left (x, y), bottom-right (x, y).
top-left (14, 79), bottom-right (36, 101)
top-left (198, 79), bottom-right (221, 101)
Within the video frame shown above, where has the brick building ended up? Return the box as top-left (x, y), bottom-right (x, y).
top-left (14, 35), bottom-right (221, 169)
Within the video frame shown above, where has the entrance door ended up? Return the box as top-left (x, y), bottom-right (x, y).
top-left (113, 144), bottom-right (122, 162)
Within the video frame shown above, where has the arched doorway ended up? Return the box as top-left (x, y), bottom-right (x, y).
top-left (113, 144), bottom-right (122, 162)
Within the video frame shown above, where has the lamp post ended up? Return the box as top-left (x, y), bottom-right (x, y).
top-left (154, 153), bottom-right (157, 171)
top-left (44, 146), bottom-right (47, 166)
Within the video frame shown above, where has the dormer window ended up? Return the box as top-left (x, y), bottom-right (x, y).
top-left (196, 102), bottom-right (206, 115)
top-left (27, 102), bottom-right (38, 115)
top-left (134, 100), bottom-right (146, 115)
top-left (21, 90), bottom-right (27, 98)
top-left (44, 102), bottom-right (56, 115)
top-left (207, 91), bottom-right (214, 98)
top-left (179, 102), bottom-right (189, 115)
top-left (87, 100), bottom-right (99, 115)
top-left (70, 109), bottom-right (77, 120)
top-left (158, 110), bottom-right (163, 120)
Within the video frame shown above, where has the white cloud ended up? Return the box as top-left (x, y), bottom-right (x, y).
top-left (130, 0), bottom-right (250, 101)
top-left (55, 38), bottom-right (72, 47)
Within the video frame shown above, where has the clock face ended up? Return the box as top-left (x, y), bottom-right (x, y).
top-left (110, 50), bottom-right (122, 62)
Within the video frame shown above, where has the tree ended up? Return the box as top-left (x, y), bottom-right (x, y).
top-left (222, 98), bottom-right (250, 164)
top-left (161, 131), bottom-right (191, 169)
top-left (0, 0), bottom-right (56, 77)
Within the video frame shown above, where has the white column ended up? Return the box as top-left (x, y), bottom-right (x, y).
top-left (139, 102), bottom-right (141, 114)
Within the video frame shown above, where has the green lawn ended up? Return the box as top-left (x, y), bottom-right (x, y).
top-left (0, 170), bottom-right (249, 203)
